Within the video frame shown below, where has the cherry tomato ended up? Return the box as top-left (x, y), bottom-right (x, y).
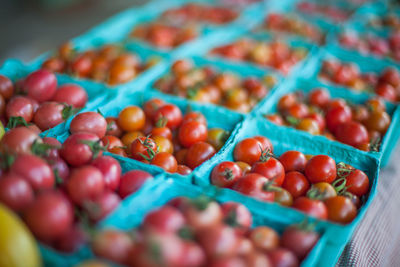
top-left (151, 152), bottom-right (178, 173)
top-left (11, 154), bottom-right (55, 191)
top-left (85, 191), bottom-right (121, 222)
top-left (345, 169), bottom-right (369, 197)
top-left (364, 111), bottom-right (391, 134)
top-left (325, 105), bottom-right (352, 133)
top-left (118, 170), bottom-right (153, 199)
top-left (70, 112), bottom-right (107, 138)
top-left (335, 121), bottom-right (369, 148)
top-left (292, 197), bottom-right (328, 220)
top-left (309, 88), bottom-right (330, 107)
top-left (207, 128), bottom-right (229, 150)
top-left (253, 136), bottom-right (273, 152)
top-left (197, 224), bottom-right (239, 258)
top-left (211, 161), bottom-right (242, 188)
top-left (153, 135), bottom-right (174, 154)
top-left (54, 224), bottom-right (87, 253)
top-left (233, 138), bottom-right (262, 165)
top-left (143, 206), bottom-right (185, 233)
top-left (108, 64), bottom-right (136, 85)
top-left (92, 230), bottom-right (134, 265)
top-left (265, 114), bottom-right (285, 125)
top-left (0, 173), bottom-right (34, 212)
top-left (181, 241), bottom-right (206, 267)
top-left (6, 96), bottom-right (35, 122)
top-left (324, 196), bottom-right (357, 224)
top-left (209, 257), bottom-right (246, 267)
top-left (154, 104), bottom-right (183, 129)
top-left (118, 106), bottom-right (145, 132)
top-left (23, 69), bottom-right (57, 102)
top-left (34, 102), bottom-right (70, 131)
top-left (182, 111), bottom-right (207, 126)
top-left (105, 117), bottom-right (123, 138)
top-left (376, 83), bottom-right (397, 102)
top-left (304, 155), bottom-right (337, 183)
top-left (60, 132), bottom-right (102, 166)
top-left (250, 226), bottom-right (279, 251)
top-left (309, 182), bottom-right (337, 200)
top-left (151, 126), bottom-right (172, 140)
top-left (67, 166), bottom-right (105, 206)
top-left (278, 93), bottom-right (297, 111)
top-left (0, 127), bottom-right (39, 154)
top-left (252, 158), bottom-right (285, 186)
top-left (52, 84), bottom-right (88, 108)
top-left (233, 173), bottom-right (276, 202)
top-left (24, 192), bottom-right (74, 242)
top-left (143, 98), bottom-right (165, 120)
top-left (279, 150), bottom-right (307, 173)
top-left (183, 199), bottom-right (222, 230)
top-left (130, 137), bottom-right (158, 161)
top-left (178, 120), bottom-right (208, 148)
top-left (101, 135), bottom-right (123, 150)
top-left (286, 102), bottom-right (309, 119)
top-left (282, 171), bottom-right (310, 198)
top-left (185, 142), bottom-right (216, 169)
top-left (91, 156), bottom-right (121, 191)
top-left (268, 248), bottom-right (299, 267)
top-left (177, 165), bottom-right (192, 175)
top-left (281, 225), bottom-right (320, 260)
top-left (274, 189), bottom-right (293, 206)
top-left (221, 202), bottom-right (252, 235)
top-left (0, 75), bottom-right (14, 100)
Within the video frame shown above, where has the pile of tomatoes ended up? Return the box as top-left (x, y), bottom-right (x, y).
top-left (261, 13), bottom-right (325, 44)
top-left (0, 69), bottom-right (88, 132)
top-left (0, 126), bottom-right (154, 253)
top-left (319, 60), bottom-right (400, 102)
top-left (210, 38), bottom-right (308, 75)
top-left (265, 88), bottom-right (391, 151)
top-left (296, 2), bottom-right (351, 23)
top-left (90, 196), bottom-right (320, 267)
top-left (368, 13), bottom-right (400, 30)
top-left (42, 43), bottom-right (159, 85)
top-left (339, 31), bottom-right (400, 62)
top-left (130, 22), bottom-right (198, 49)
top-left (210, 136), bottom-right (370, 224)
top-left (153, 59), bottom-right (277, 113)
top-left (160, 3), bottom-right (239, 25)
top-left (68, 98), bottom-right (229, 174)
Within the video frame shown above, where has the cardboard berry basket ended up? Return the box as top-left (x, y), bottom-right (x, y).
top-left (144, 54), bottom-right (283, 116)
top-left (255, 77), bottom-right (400, 167)
top-left (100, 177), bottom-right (329, 267)
top-left (0, 59), bottom-right (109, 137)
top-left (193, 116), bottom-right (380, 266)
top-left (45, 89), bottom-right (245, 181)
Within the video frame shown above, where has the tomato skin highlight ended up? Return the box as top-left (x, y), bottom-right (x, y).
top-left (70, 112), bottom-right (107, 138)
top-left (304, 155), bottom-right (337, 183)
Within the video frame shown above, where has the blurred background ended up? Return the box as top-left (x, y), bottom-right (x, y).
top-left (0, 0), bottom-right (148, 64)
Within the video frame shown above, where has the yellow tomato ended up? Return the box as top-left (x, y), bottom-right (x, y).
top-left (0, 204), bottom-right (41, 267)
top-left (0, 121), bottom-right (4, 141)
top-left (152, 135), bottom-right (173, 154)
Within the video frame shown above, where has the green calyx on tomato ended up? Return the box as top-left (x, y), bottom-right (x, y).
top-left (6, 116), bottom-right (31, 129)
top-left (80, 139), bottom-right (108, 159)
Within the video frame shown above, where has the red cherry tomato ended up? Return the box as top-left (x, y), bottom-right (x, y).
top-left (182, 111), bottom-right (207, 126)
top-left (268, 248), bottom-right (299, 267)
top-left (221, 202), bottom-right (252, 235)
top-left (251, 158), bottom-right (285, 186)
top-left (84, 191), bottom-right (121, 222)
top-left (305, 155), bottom-right (337, 183)
top-left (151, 152), bottom-right (178, 173)
top-left (292, 197), bottom-right (328, 220)
top-left (197, 224), bottom-right (239, 259)
top-left (52, 83), bottom-right (88, 108)
top-left (253, 136), bottom-right (273, 152)
top-left (309, 88), bottom-right (330, 107)
top-left (119, 170), bottom-right (153, 199)
top-left (24, 191), bottom-right (74, 242)
top-left (10, 154), bottom-right (55, 191)
top-left (345, 169), bottom-right (369, 197)
top-left (0, 127), bottom-right (40, 154)
top-left (185, 141), bottom-right (216, 169)
top-left (177, 165), bottom-right (192, 175)
top-left (0, 74), bottom-right (14, 100)
top-left (60, 132), bottom-right (102, 166)
top-left (143, 206), bottom-right (185, 233)
top-left (91, 156), bottom-right (122, 191)
top-left (183, 200), bottom-right (222, 230)
top-left (211, 161), bottom-right (242, 188)
top-left (233, 173), bottom-right (276, 202)
top-left (324, 196), bottom-right (357, 224)
top-left (282, 171), bottom-right (310, 198)
top-left (0, 173), bottom-right (35, 212)
top-left (67, 166), bottom-right (105, 206)
top-left (281, 226), bottom-right (320, 260)
top-left (130, 137), bottom-right (157, 161)
top-left (154, 104), bottom-right (183, 129)
top-left (92, 230), bottom-right (134, 265)
top-left (325, 105), bottom-right (352, 133)
top-left (143, 98), bottom-right (165, 119)
top-left (279, 150), bottom-right (307, 172)
top-left (233, 138), bottom-right (262, 165)
top-left (178, 120), bottom-right (208, 148)
top-left (6, 96), bottom-right (35, 122)
top-left (23, 69), bottom-right (57, 102)
top-left (335, 121), bottom-right (369, 148)
top-left (33, 102), bottom-right (69, 131)
top-left (70, 112), bottom-right (107, 138)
